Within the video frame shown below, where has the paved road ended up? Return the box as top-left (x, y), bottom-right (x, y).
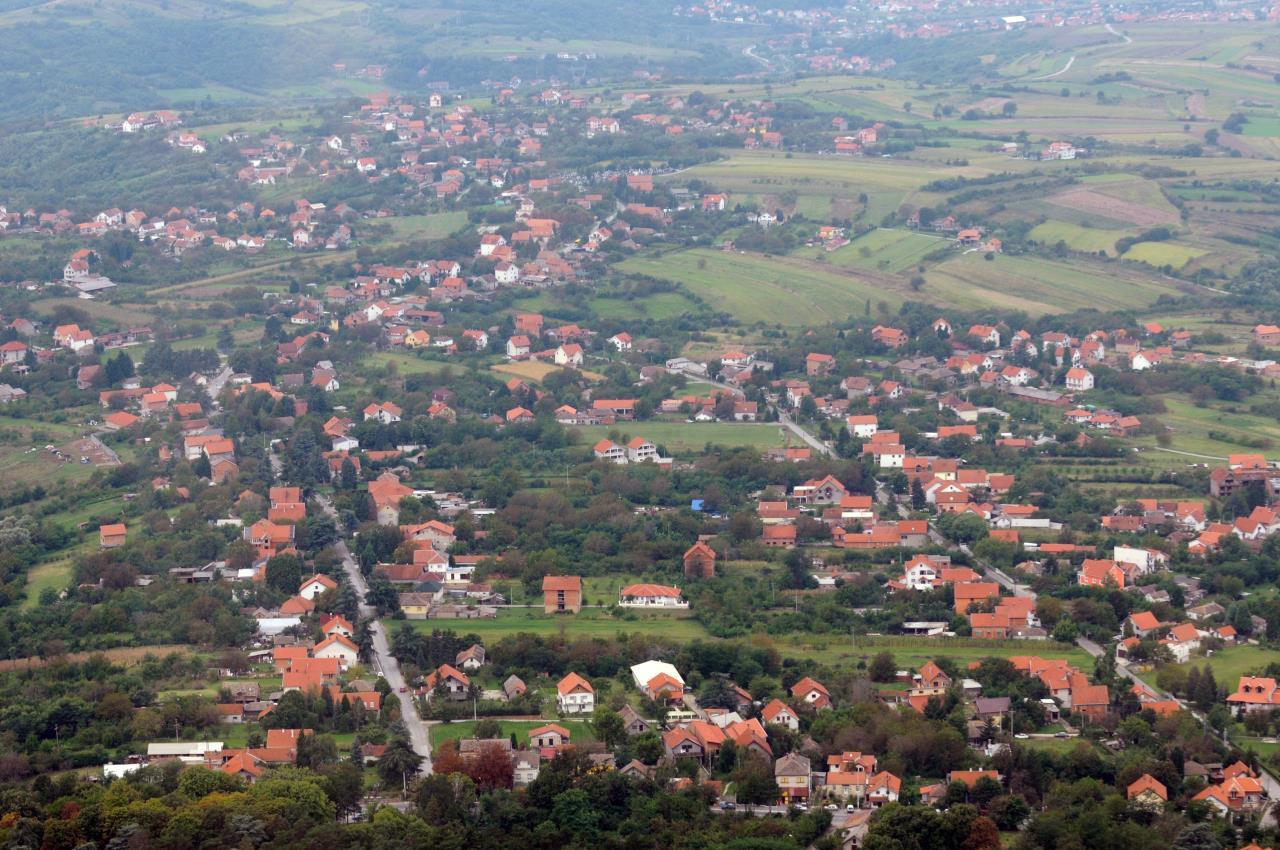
top-left (778, 412), bottom-right (833, 456)
top-left (316, 496), bottom-right (433, 773)
top-left (205, 365), bottom-right (233, 404)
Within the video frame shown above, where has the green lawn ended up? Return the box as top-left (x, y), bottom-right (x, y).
top-left (618, 248), bottom-right (906, 325)
top-left (408, 608), bottom-right (708, 642)
top-left (1122, 241), bottom-right (1207, 269)
top-left (791, 635), bottom-right (1092, 670)
top-left (573, 422), bottom-right (790, 453)
top-left (362, 212), bottom-right (468, 248)
top-left (363, 351), bottom-right (459, 376)
top-left (797, 228), bottom-right (949, 274)
top-left (429, 719), bottom-right (596, 749)
top-left (1177, 644), bottom-right (1280, 684)
top-left (1028, 221), bottom-right (1131, 255)
top-left (923, 252), bottom-right (1188, 316)
top-left (22, 559), bottom-right (73, 608)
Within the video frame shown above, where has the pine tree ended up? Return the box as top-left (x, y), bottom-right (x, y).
top-left (1185, 666), bottom-right (1201, 703)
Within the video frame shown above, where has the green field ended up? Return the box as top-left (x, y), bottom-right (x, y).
top-left (619, 248), bottom-right (906, 325)
top-left (1136, 394), bottom-right (1280, 457)
top-left (798, 228), bottom-right (949, 273)
top-left (1028, 221), bottom-right (1131, 255)
top-left (22, 559), bottom-right (74, 608)
top-left (428, 719), bottom-right (597, 749)
top-left (923, 252), bottom-right (1188, 316)
top-left (1177, 644), bottom-right (1280, 683)
top-left (364, 351), bottom-right (458, 377)
top-left (408, 608), bottom-right (709, 643)
top-left (574, 422), bottom-right (790, 453)
top-left (1122, 241), bottom-right (1207, 269)
top-left (362, 212), bottom-right (468, 248)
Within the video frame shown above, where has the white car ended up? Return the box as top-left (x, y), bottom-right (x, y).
top-left (846, 804), bottom-right (856, 812)
top-left (824, 803), bottom-right (838, 811)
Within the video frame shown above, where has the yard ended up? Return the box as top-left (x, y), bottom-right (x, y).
top-left (572, 422), bottom-right (790, 453)
top-left (428, 719), bottom-right (596, 749)
top-left (1177, 644), bottom-right (1280, 684)
top-left (407, 608), bottom-right (709, 643)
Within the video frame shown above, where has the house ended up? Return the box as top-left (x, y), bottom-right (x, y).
top-left (312, 634), bottom-right (360, 669)
top-left (530, 723), bottom-right (570, 749)
top-left (514, 751), bottom-right (541, 786)
top-left (503, 674), bottom-right (527, 701)
top-left (1064, 367), bottom-right (1094, 392)
top-left (1127, 774), bottom-right (1167, 810)
top-left (618, 583), bottom-right (687, 608)
top-left (1127, 611), bottom-right (1162, 638)
top-left (761, 698), bottom-right (800, 731)
top-left (425, 664), bottom-right (471, 701)
top-left (847, 415), bottom-right (878, 439)
top-left (790, 676), bottom-right (831, 709)
top-left (619, 704), bottom-right (651, 736)
top-left (1227, 677), bottom-right (1280, 714)
top-left (608, 332), bottom-right (633, 351)
top-left (1078, 558), bottom-right (1126, 588)
top-left (593, 439), bottom-right (627, 464)
top-left (556, 672), bottom-right (595, 714)
top-left (1194, 771), bottom-right (1267, 815)
top-left (1253, 324), bottom-right (1280, 347)
top-left (683, 540), bottom-right (717, 579)
top-left (506, 335), bottom-right (531, 358)
top-left (806, 352), bottom-right (836, 377)
top-left (99, 523), bottom-right (127, 549)
top-left (554, 343), bottom-right (584, 367)
top-left (775, 753), bottom-right (811, 804)
top-left (363, 402), bottom-right (402, 424)
top-left (298, 573), bottom-right (338, 601)
top-left (542, 575), bottom-right (582, 613)
top-left (456, 644), bottom-right (486, 670)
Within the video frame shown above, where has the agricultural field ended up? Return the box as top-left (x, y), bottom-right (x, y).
top-left (1135, 394), bottom-right (1280, 458)
top-left (408, 608), bottom-right (709, 643)
top-left (0, 419), bottom-right (105, 487)
top-left (360, 211), bottom-right (468, 248)
top-left (921, 251), bottom-right (1190, 315)
top-left (1177, 644), bottom-right (1280, 684)
top-left (796, 228), bottom-right (950, 273)
top-left (572, 422), bottom-right (791, 453)
top-left (1121, 241), bottom-right (1207, 269)
top-left (364, 351), bottom-right (458, 377)
top-left (491, 361), bottom-right (577, 385)
top-left (618, 248), bottom-right (907, 325)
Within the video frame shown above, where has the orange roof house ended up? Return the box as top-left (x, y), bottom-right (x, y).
top-left (542, 575), bottom-right (582, 614)
top-left (99, 523), bottom-right (127, 548)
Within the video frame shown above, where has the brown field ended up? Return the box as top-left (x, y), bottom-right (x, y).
top-left (0, 644), bottom-right (195, 671)
top-left (491, 361), bottom-right (563, 383)
top-left (1048, 187), bottom-right (1179, 227)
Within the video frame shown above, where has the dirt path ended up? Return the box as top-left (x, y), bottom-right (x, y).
top-left (1031, 55), bottom-right (1075, 81)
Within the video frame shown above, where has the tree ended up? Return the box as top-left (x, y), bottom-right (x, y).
top-left (868, 651), bottom-right (897, 683)
top-left (910, 478), bottom-right (927, 510)
top-left (377, 736), bottom-right (423, 794)
top-left (1001, 101), bottom-right (1018, 117)
top-left (964, 815), bottom-right (1001, 850)
top-left (592, 707), bottom-right (626, 748)
top-left (265, 553), bottom-right (303, 595)
top-left (467, 740), bottom-right (514, 792)
top-left (733, 761), bottom-right (779, 805)
top-left (1172, 823), bottom-right (1222, 850)
top-left (320, 762), bottom-right (364, 821)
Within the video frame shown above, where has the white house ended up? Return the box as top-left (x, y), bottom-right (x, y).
top-left (847, 415), bottom-right (878, 439)
top-left (298, 574), bottom-right (338, 601)
top-left (593, 439), bottom-right (627, 464)
top-left (554, 343), bottom-right (584, 367)
top-left (608, 332), bottom-right (633, 351)
top-left (630, 660), bottom-right (684, 693)
top-left (506, 335), bottom-right (531, 359)
top-left (556, 673), bottom-right (595, 714)
top-left (618, 583), bottom-right (687, 608)
top-left (1064, 367), bottom-right (1094, 392)
top-left (625, 437), bottom-right (658, 463)
top-left (313, 634), bottom-right (360, 669)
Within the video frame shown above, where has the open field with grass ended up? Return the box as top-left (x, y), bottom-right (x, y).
top-left (0, 418), bottom-right (104, 487)
top-left (796, 228), bottom-right (949, 273)
top-left (361, 212), bottom-right (468, 248)
top-left (574, 422), bottom-right (790, 453)
top-left (491, 361), bottom-right (572, 384)
top-left (1121, 241), bottom-right (1207, 269)
top-left (792, 634), bottom-right (1092, 669)
top-left (619, 248), bottom-right (906, 324)
top-left (428, 719), bottom-right (596, 749)
top-left (923, 252), bottom-right (1190, 315)
top-left (407, 608), bottom-right (709, 642)
top-left (22, 559), bottom-right (74, 609)
top-left (364, 351), bottom-right (457, 377)
top-left (28, 298), bottom-right (157, 327)
top-left (1028, 221), bottom-right (1130, 255)
top-left (1135, 394), bottom-right (1280, 457)
top-left (1177, 645), bottom-right (1280, 683)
